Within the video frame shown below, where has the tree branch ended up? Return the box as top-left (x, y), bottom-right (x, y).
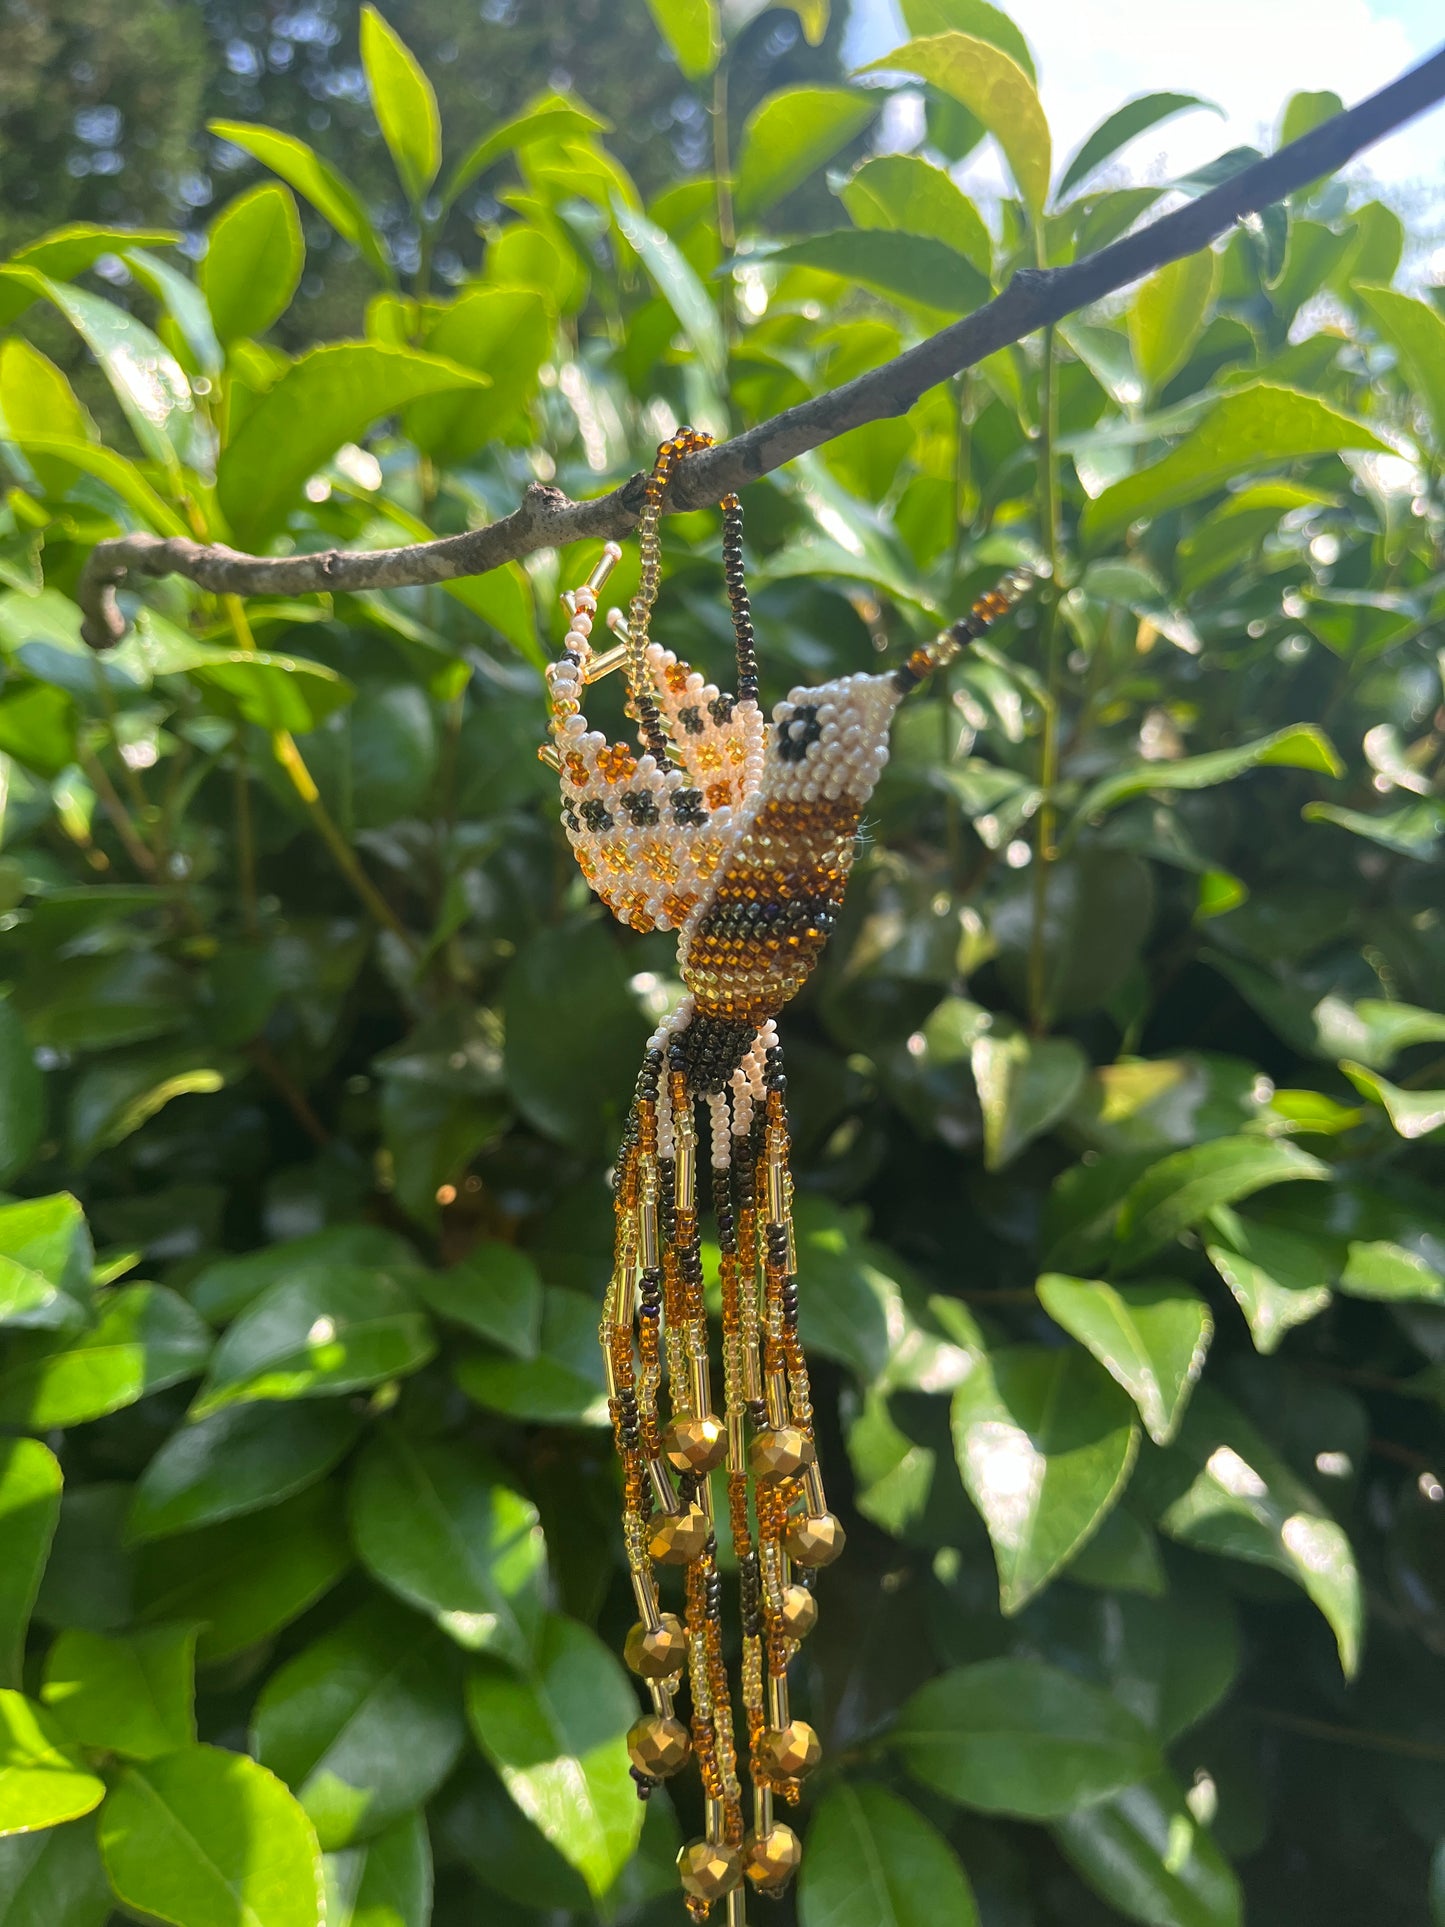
top-left (78, 45), bottom-right (1445, 650)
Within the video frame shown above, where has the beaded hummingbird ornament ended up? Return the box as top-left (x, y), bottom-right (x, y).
top-left (541, 431), bottom-right (1031, 1921)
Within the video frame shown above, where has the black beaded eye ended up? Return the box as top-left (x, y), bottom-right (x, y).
top-left (672, 789), bottom-right (707, 826)
top-left (775, 703), bottom-right (822, 764)
top-left (708, 693), bottom-right (735, 726)
top-left (580, 798), bottom-right (614, 831)
top-left (620, 790), bottom-right (659, 825)
top-left (676, 705), bottom-right (705, 735)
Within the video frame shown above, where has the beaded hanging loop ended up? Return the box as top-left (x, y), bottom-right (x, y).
top-left (540, 434), bottom-right (1032, 1921)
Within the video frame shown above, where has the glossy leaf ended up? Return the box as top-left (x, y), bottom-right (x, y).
top-left (190, 1263), bottom-right (434, 1417)
top-left (322, 1811), bottom-right (431, 1927)
top-left (0, 1284), bottom-right (212, 1429)
top-left (465, 1613), bottom-right (642, 1901)
top-left (99, 1745), bottom-right (325, 1927)
top-left (1130, 248), bottom-right (1220, 396)
top-left (128, 1399), bottom-right (364, 1541)
top-left (40, 1625), bottom-right (195, 1760)
top-left (840, 154), bottom-right (991, 272)
top-left (124, 246), bottom-right (223, 380)
top-left (1113, 1137), bottom-right (1329, 1270)
top-left (1357, 284), bottom-right (1445, 444)
top-left (611, 196), bottom-right (724, 383)
top-left (734, 87), bottom-right (878, 220)
top-left (189, 1226), bottom-right (420, 1325)
top-left (454, 1287), bottom-right (610, 1425)
top-left (1204, 1214), bottom-right (1335, 1352)
top-left (0, 1819), bottom-right (110, 1927)
top-left (1340, 1239), bottom-right (1445, 1304)
top-left (360, 7), bottom-right (441, 205)
top-left (407, 287), bottom-right (554, 457)
top-left (951, 1344), bottom-right (1139, 1612)
top-left (416, 1241), bottom-right (542, 1357)
top-left (759, 229), bottom-right (988, 313)
top-left (252, 1598), bottom-right (464, 1849)
top-left (1075, 724), bottom-right (1342, 820)
top-left (0, 1441), bottom-right (61, 1688)
top-left (1328, 1000), bottom-right (1445, 1071)
top-left (1302, 797), bottom-right (1443, 859)
top-left (895, 1657), bottom-right (1159, 1817)
top-left (642, 0), bottom-right (719, 79)
top-left (898, 0), bottom-right (1035, 75)
top-left (201, 183), bottom-right (304, 345)
top-left (438, 93), bottom-right (609, 212)
top-left (0, 223), bottom-right (179, 326)
top-left (972, 1023), bottom-right (1087, 1171)
top-left (1341, 1062), bottom-right (1445, 1141)
top-left (799, 1781), bottom-right (979, 1927)
top-left (1038, 1275), bottom-right (1212, 1444)
top-left (1059, 92), bottom-right (1221, 198)
top-left (864, 35), bottom-right (1052, 218)
top-left (348, 1431), bottom-right (546, 1661)
top-left (503, 921), bottom-right (648, 1155)
top-left (0, 1194), bottom-right (91, 1322)
top-left (1053, 1774), bottom-right (1242, 1927)
top-left (209, 119), bottom-right (390, 281)
top-left (0, 1693), bottom-right (105, 1837)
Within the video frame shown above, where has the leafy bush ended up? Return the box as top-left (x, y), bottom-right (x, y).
top-left (0, 5), bottom-right (1443, 1926)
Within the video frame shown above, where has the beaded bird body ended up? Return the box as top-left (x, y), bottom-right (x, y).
top-left (541, 433), bottom-right (1030, 1921)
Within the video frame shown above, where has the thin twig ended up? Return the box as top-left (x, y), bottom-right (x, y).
top-left (1251, 1706), bottom-right (1445, 1765)
top-left (76, 46), bottom-right (1445, 650)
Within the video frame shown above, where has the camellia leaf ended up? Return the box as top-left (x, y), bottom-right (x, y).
top-left (0, 1000), bottom-right (41, 1196)
top-left (123, 247), bottom-right (223, 381)
top-left (407, 287), bottom-right (555, 458)
top-left (216, 342), bottom-right (489, 546)
top-left (951, 1344), bottom-right (1139, 1612)
top-left (1339, 1239), bottom-right (1445, 1304)
top-left (758, 229), bottom-right (988, 313)
top-left (40, 1625), bottom-right (196, 1761)
top-left (0, 1440), bottom-right (62, 1688)
top-left (416, 1241), bottom-right (543, 1358)
top-left (466, 1613), bottom-right (643, 1901)
top-left (0, 223), bottom-right (179, 327)
top-left (1059, 93), bottom-right (1221, 199)
top-left (0, 1692), bottom-right (106, 1837)
top-left (1302, 797), bottom-right (1444, 860)
top-left (201, 183), bottom-right (304, 346)
top-left (252, 1597), bottom-right (464, 1850)
top-left (1112, 1137), bottom-right (1329, 1270)
top-left (188, 1226), bottom-right (420, 1326)
top-left (4, 434), bottom-right (189, 536)
top-left (1129, 247), bottom-right (1220, 396)
top-left (863, 35), bottom-right (1052, 218)
top-left (503, 921), bottom-right (648, 1155)
top-left (1075, 723), bottom-right (1343, 820)
top-left (610, 196), bottom-right (724, 384)
top-left (734, 87), bottom-right (878, 220)
top-left (189, 1263), bottom-right (435, 1417)
top-left (0, 1193), bottom-right (90, 1334)
top-left (971, 1023), bottom-right (1088, 1171)
top-left (1052, 1773), bottom-right (1243, 1927)
top-left (208, 119), bottom-right (391, 282)
top-left (0, 1285), bottom-right (212, 1430)
top-left (0, 1818), bottom-right (111, 1927)
top-left (1082, 383), bottom-right (1390, 539)
top-left (799, 1781), bottom-right (980, 1927)
top-left (127, 1400), bottom-right (364, 1541)
top-left (454, 1287), bottom-right (610, 1426)
top-left (98, 1745), bottom-right (325, 1927)
top-left (899, 0), bottom-right (1035, 75)
top-left (1340, 1061), bottom-right (1445, 1141)
top-left (0, 683), bottom-right (75, 780)
top-left (1328, 999), bottom-right (1445, 1071)
top-left (1037, 1275), bottom-right (1212, 1445)
top-left (1356, 283), bottom-right (1445, 444)
top-left (360, 6), bottom-right (441, 206)
top-left (323, 1810), bottom-right (431, 1927)
top-left (840, 154), bottom-right (992, 273)
top-left (1204, 1212), bottom-right (1335, 1353)
top-left (642, 0), bottom-right (719, 80)
top-left (438, 93), bottom-right (610, 212)
top-left (894, 1657), bottom-right (1160, 1818)
top-left (348, 1430), bottom-right (546, 1662)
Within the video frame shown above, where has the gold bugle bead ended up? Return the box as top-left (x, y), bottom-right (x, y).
top-left (584, 541), bottom-right (622, 593)
top-left (758, 1720), bottom-right (821, 1780)
top-left (662, 1412), bottom-right (728, 1473)
top-left (624, 1613), bottom-right (687, 1679)
top-left (647, 1502), bottom-right (710, 1565)
top-left (780, 1582), bottom-right (818, 1639)
top-left (744, 1823), bottom-right (803, 1893)
top-left (784, 1511), bottom-right (846, 1568)
top-left (627, 1713), bottom-right (691, 1778)
top-left (677, 1839), bottom-right (743, 1903)
top-left (537, 743), bottom-right (562, 772)
top-left (648, 1458), bottom-right (681, 1514)
top-left (582, 639), bottom-right (630, 683)
top-left (803, 1460), bottom-right (827, 1517)
top-left (749, 1425), bottom-right (815, 1483)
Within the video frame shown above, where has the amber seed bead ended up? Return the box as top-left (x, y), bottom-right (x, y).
top-left (784, 1511), bottom-right (846, 1568)
top-left (662, 1413), bottom-right (728, 1474)
top-left (624, 1613), bottom-right (687, 1680)
top-left (627, 1714), bottom-right (691, 1778)
top-left (647, 1502), bottom-right (711, 1566)
top-left (780, 1582), bottom-right (818, 1639)
top-left (744, 1823), bottom-right (803, 1892)
top-left (677, 1838), bottom-right (743, 1902)
top-left (758, 1719), bottom-right (822, 1780)
top-left (748, 1425), bottom-right (815, 1483)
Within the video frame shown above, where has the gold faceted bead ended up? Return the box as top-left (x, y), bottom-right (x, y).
top-left (780, 1582), bottom-right (818, 1639)
top-left (677, 1838), bottom-right (743, 1902)
top-left (626, 1714), bottom-right (691, 1779)
top-left (784, 1511), bottom-right (846, 1567)
top-left (662, 1413), bottom-right (728, 1474)
top-left (624, 1613), bottom-right (687, 1680)
top-left (758, 1719), bottom-right (822, 1780)
top-left (749, 1425), bottom-right (815, 1482)
top-left (648, 1502), bottom-right (711, 1566)
top-left (744, 1823), bottom-right (803, 1892)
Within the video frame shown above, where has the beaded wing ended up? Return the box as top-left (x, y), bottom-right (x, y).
top-left (541, 433), bottom-right (1030, 1922)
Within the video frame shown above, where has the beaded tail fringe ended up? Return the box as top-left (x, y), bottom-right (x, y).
top-left (539, 433), bottom-right (1033, 1919)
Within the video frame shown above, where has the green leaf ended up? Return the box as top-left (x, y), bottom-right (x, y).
top-left (406, 287), bottom-right (555, 458)
top-left (189, 1227), bottom-right (421, 1325)
top-left (1066, 1504), bottom-right (1167, 1598)
top-left (1328, 1000), bottom-right (1445, 1070)
top-left (1146, 1386), bottom-right (1362, 1674)
top-left (454, 1287), bottom-right (610, 1426)
top-left (840, 155), bottom-right (991, 273)
top-left (465, 1613), bottom-right (643, 1901)
top-left (252, 1597), bottom-right (464, 1850)
top-left (0, 1285), bottom-right (212, 1430)
top-left (217, 342), bottom-right (488, 547)
top-left (1059, 93), bottom-right (1220, 199)
top-left (98, 1745), bottom-right (325, 1927)
top-left (894, 1657), bottom-right (1159, 1817)
top-left (67, 1047), bottom-right (233, 1161)
top-left (0, 1194), bottom-right (88, 1335)
top-left (898, 0), bottom-right (1035, 77)
top-left (971, 1023), bottom-right (1087, 1170)
top-left (863, 35), bottom-right (1051, 218)
top-left (0, 1441), bottom-right (62, 1689)
top-left (762, 229), bottom-right (989, 314)
top-left (1053, 1774), bottom-right (1242, 1927)
top-left (951, 1344), bottom-right (1139, 1613)
top-left (1038, 1276), bottom-right (1212, 1445)
top-left (1083, 384), bottom-right (1390, 539)
top-left (1113, 1137), bottom-right (1329, 1270)
top-left (1204, 1214), bottom-right (1335, 1353)
top-left (438, 92), bottom-right (610, 213)
top-left (0, 1694), bottom-right (105, 1836)
top-left (1357, 284), bottom-right (1445, 444)
top-left (128, 1400), bottom-right (364, 1541)
top-left (135, 1483), bottom-right (351, 1664)
top-left (40, 1625), bottom-right (195, 1760)
top-left (348, 1430), bottom-right (546, 1661)
top-left (124, 247), bottom-right (223, 381)
top-left (417, 1241), bottom-right (542, 1357)
top-left (209, 120), bottom-right (391, 283)
top-left (190, 1264), bottom-right (434, 1417)
top-left (1129, 248), bottom-right (1220, 396)
top-left (799, 1781), bottom-right (979, 1927)
top-left (734, 87), bottom-right (878, 220)
top-left (642, 0), bottom-right (719, 79)
top-left (1341, 1061), bottom-right (1445, 1140)
top-left (201, 184), bottom-right (304, 346)
top-left (0, 684), bottom-right (76, 781)
top-left (360, 7), bottom-right (441, 205)
top-left (0, 224), bottom-right (180, 326)
top-left (503, 922), bottom-right (648, 1155)
top-left (4, 434), bottom-right (189, 536)
top-left (323, 1811), bottom-right (431, 1927)
top-left (776, 0), bottom-right (829, 44)
top-left (1340, 1239), bottom-right (1445, 1304)
top-left (0, 1819), bottom-right (110, 1927)
top-left (0, 338), bottom-right (93, 497)
top-left (610, 197), bottom-right (724, 384)
top-left (33, 1485), bottom-right (136, 1635)
top-left (0, 1001), bottom-right (41, 1189)
top-left (1302, 797), bottom-right (1443, 859)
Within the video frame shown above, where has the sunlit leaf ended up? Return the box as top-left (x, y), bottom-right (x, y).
top-left (360, 6), bottom-right (441, 206)
top-left (1059, 92), bottom-right (1221, 199)
top-left (800, 1782), bottom-right (979, 1927)
top-left (641, 0), bottom-right (719, 79)
top-left (734, 87), bottom-right (878, 220)
top-left (209, 119), bottom-right (391, 282)
top-left (1342, 1061), bottom-right (1445, 1140)
top-left (1129, 248), bottom-right (1220, 396)
top-left (201, 183), bottom-right (304, 346)
top-left (1038, 1275), bottom-right (1212, 1445)
top-left (1074, 723), bottom-right (1342, 819)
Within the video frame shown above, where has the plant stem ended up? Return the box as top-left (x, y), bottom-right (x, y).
top-left (1026, 315), bottom-right (1064, 1034)
top-left (712, 57), bottom-right (736, 261)
top-left (77, 744), bottom-right (158, 879)
top-left (234, 742), bottom-right (259, 940)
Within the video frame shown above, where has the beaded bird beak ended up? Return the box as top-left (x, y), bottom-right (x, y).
top-left (541, 431), bottom-right (1031, 1921)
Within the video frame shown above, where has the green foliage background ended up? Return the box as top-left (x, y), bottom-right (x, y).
top-left (0, 3), bottom-right (1443, 1925)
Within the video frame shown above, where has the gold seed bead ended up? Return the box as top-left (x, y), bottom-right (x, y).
top-left (758, 1720), bottom-right (821, 1780)
top-left (677, 1838), bottom-right (743, 1903)
top-left (627, 1714), bottom-right (691, 1778)
top-left (624, 1613), bottom-right (687, 1680)
top-left (648, 1502), bottom-right (711, 1566)
top-left (744, 1823), bottom-right (803, 1892)
top-left (784, 1511), bottom-right (846, 1568)
top-left (749, 1425), bottom-right (815, 1483)
top-left (780, 1583), bottom-right (818, 1639)
top-left (663, 1413), bottom-right (729, 1474)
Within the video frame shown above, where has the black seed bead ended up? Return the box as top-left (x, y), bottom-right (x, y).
top-left (747, 1399), bottom-right (768, 1430)
top-left (630, 1767), bottom-right (657, 1800)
